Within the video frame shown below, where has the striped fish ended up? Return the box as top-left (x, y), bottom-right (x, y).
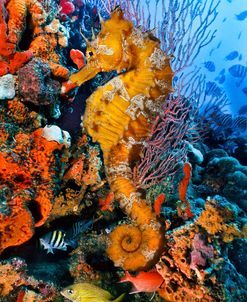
top-left (65, 220), bottom-right (93, 248)
top-left (39, 220), bottom-right (93, 254)
top-left (232, 116), bottom-right (247, 132)
top-left (242, 87), bottom-right (247, 96)
top-left (238, 105), bottom-right (247, 115)
top-left (225, 51), bottom-right (238, 61)
top-left (205, 81), bottom-right (223, 97)
top-left (204, 61), bottom-right (215, 72)
top-left (215, 113), bottom-right (233, 128)
top-left (39, 230), bottom-right (68, 254)
top-left (228, 64), bottom-right (247, 78)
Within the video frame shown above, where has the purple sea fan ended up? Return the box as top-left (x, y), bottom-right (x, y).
top-left (133, 92), bottom-right (197, 190)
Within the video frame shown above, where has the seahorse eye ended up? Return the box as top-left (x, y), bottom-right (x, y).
top-left (67, 289), bottom-right (73, 295)
top-left (88, 51), bottom-right (94, 57)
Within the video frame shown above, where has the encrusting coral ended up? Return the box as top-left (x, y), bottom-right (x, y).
top-left (47, 137), bottom-right (103, 222)
top-left (0, 1), bottom-right (246, 301)
top-left (156, 196), bottom-right (246, 301)
top-left (0, 0), bottom-right (69, 78)
top-left (0, 128), bottom-right (67, 253)
top-left (0, 0), bottom-right (33, 76)
top-left (63, 7), bottom-right (173, 271)
top-left (0, 258), bottom-right (57, 299)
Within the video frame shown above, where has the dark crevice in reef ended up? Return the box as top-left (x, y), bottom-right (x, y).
top-left (26, 200), bottom-right (43, 225)
top-left (18, 13), bottom-right (34, 51)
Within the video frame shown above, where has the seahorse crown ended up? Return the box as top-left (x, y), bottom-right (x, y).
top-left (85, 7), bottom-right (133, 72)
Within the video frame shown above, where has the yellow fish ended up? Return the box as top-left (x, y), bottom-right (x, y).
top-left (60, 282), bottom-right (125, 302)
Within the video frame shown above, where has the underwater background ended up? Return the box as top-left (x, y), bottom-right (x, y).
top-left (0, 0), bottom-right (246, 301)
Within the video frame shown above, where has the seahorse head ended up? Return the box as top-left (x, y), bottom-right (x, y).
top-left (69, 7), bottom-right (133, 85)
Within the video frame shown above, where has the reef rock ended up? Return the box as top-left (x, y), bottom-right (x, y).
top-left (18, 58), bottom-right (60, 106)
top-left (0, 74), bottom-right (15, 100)
top-left (42, 125), bottom-right (71, 148)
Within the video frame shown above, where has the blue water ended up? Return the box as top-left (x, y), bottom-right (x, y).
top-left (151, 0), bottom-right (247, 114)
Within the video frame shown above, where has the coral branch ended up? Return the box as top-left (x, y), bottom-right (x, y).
top-left (177, 162), bottom-right (194, 219)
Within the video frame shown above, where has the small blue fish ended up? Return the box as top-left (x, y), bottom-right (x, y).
top-left (209, 48), bottom-right (214, 56)
top-left (65, 220), bottom-right (93, 248)
top-left (238, 32), bottom-right (242, 40)
top-left (238, 105), bottom-right (247, 115)
top-left (232, 116), bottom-right (247, 132)
top-left (215, 74), bottom-right (225, 84)
top-left (225, 51), bottom-right (238, 61)
top-left (205, 81), bottom-right (223, 97)
top-left (228, 64), bottom-right (247, 78)
top-left (216, 41), bottom-right (222, 49)
top-left (222, 17), bottom-right (227, 23)
top-left (235, 10), bottom-right (247, 21)
top-left (209, 41), bottom-right (221, 56)
top-left (215, 68), bottom-right (226, 84)
top-left (214, 112), bottom-right (233, 129)
top-left (204, 61), bottom-right (215, 72)
top-left (242, 87), bottom-right (247, 95)
top-left (172, 75), bottom-right (179, 86)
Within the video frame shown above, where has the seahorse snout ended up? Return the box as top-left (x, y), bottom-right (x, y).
top-left (61, 60), bottom-right (100, 94)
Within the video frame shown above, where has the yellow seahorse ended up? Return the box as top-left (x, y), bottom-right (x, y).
top-left (64, 7), bottom-right (173, 271)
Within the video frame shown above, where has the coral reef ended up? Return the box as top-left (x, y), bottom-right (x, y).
top-left (64, 6), bottom-right (173, 271)
top-left (0, 0), bottom-right (33, 76)
top-left (0, 258), bottom-right (58, 300)
top-left (195, 151), bottom-right (247, 211)
top-left (47, 135), bottom-right (103, 223)
top-left (0, 1), bottom-right (246, 302)
top-left (0, 127), bottom-right (68, 252)
top-left (156, 196), bottom-right (246, 301)
top-left (0, 0), bottom-right (69, 78)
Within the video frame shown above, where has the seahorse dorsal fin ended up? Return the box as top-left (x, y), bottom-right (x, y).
top-left (144, 28), bottom-right (160, 42)
top-left (98, 10), bottom-right (104, 26)
top-left (80, 28), bottom-right (90, 45)
top-left (91, 27), bottom-right (96, 40)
